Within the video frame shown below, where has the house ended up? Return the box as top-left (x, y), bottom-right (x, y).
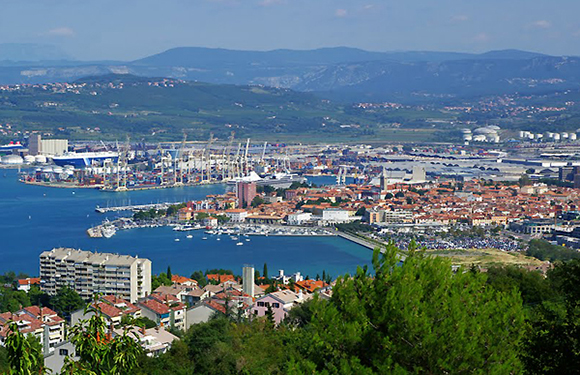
top-left (44, 341), bottom-right (78, 374)
top-left (251, 290), bottom-right (307, 325)
top-left (202, 216), bottom-right (218, 227)
top-left (224, 209), bottom-right (248, 222)
top-left (178, 206), bottom-right (195, 221)
top-left (186, 301), bottom-right (225, 327)
top-left (172, 275), bottom-right (198, 287)
top-left (273, 269), bottom-right (304, 284)
top-left (17, 277), bottom-right (41, 292)
top-left (154, 285), bottom-right (191, 302)
top-left (114, 325), bottom-right (179, 357)
top-left (71, 295), bottom-right (141, 327)
top-left (0, 306), bottom-right (66, 354)
top-left (206, 274), bottom-right (236, 284)
top-left (138, 296), bottom-right (187, 331)
top-left (295, 279), bottom-right (328, 293)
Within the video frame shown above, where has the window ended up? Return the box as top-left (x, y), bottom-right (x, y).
top-left (59, 349), bottom-right (69, 356)
top-left (272, 303), bottom-right (280, 308)
top-left (257, 302), bottom-right (265, 307)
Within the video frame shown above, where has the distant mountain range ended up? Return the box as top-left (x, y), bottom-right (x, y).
top-left (0, 46), bottom-right (578, 102)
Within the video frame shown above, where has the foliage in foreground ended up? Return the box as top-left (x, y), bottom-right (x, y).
top-left (3, 246), bottom-right (580, 374)
top-left (139, 244), bottom-right (527, 374)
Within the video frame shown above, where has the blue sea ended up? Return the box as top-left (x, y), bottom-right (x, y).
top-left (0, 170), bottom-right (371, 278)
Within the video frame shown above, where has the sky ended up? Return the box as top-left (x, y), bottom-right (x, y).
top-left (0, 0), bottom-right (578, 61)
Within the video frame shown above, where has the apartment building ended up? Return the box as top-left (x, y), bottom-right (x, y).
top-left (39, 248), bottom-right (151, 303)
top-left (0, 306), bottom-right (65, 354)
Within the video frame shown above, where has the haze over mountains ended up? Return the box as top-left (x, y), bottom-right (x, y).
top-left (1, 44), bottom-right (579, 102)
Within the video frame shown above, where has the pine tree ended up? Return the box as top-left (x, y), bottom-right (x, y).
top-left (263, 263), bottom-right (268, 280)
top-left (167, 266), bottom-right (172, 281)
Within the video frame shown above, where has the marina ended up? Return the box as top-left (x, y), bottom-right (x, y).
top-left (0, 169), bottom-right (372, 277)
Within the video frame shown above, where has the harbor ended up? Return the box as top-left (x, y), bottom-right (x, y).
top-left (0, 169), bottom-right (372, 276)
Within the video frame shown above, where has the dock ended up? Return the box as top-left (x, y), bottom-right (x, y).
top-left (95, 202), bottom-right (174, 213)
top-left (337, 232), bottom-right (407, 261)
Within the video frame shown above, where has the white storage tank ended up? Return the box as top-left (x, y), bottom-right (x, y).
top-left (1, 155), bottom-right (23, 165)
top-left (463, 134), bottom-right (473, 141)
top-left (519, 131), bottom-right (525, 138)
top-left (547, 132), bottom-right (555, 138)
top-left (562, 132), bottom-right (569, 138)
top-left (34, 155), bottom-right (47, 164)
top-left (528, 133), bottom-right (535, 139)
top-left (473, 135), bottom-right (486, 142)
top-left (24, 155), bottom-right (35, 164)
top-left (536, 134), bottom-right (543, 139)
top-left (554, 133), bottom-right (561, 141)
top-left (570, 133), bottom-right (578, 141)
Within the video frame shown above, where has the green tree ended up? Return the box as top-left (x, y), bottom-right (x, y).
top-left (151, 273), bottom-right (172, 290)
top-left (63, 302), bottom-right (144, 374)
top-left (190, 270), bottom-right (207, 288)
top-left (4, 323), bottom-right (45, 375)
top-left (251, 195), bottom-right (264, 208)
top-left (166, 266), bottom-right (172, 282)
top-left (291, 245), bottom-right (526, 373)
top-left (522, 260), bottom-right (580, 373)
top-left (49, 286), bottom-right (85, 319)
top-left (485, 265), bottom-right (552, 306)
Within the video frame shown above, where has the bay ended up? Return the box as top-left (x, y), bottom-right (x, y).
top-left (0, 169), bottom-right (371, 278)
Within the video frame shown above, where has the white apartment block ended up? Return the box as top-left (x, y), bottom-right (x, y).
top-left (40, 248), bottom-right (151, 303)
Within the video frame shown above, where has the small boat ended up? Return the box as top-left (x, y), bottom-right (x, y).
top-left (202, 237), bottom-right (208, 240)
top-left (236, 242), bottom-right (243, 246)
top-left (174, 238), bottom-right (180, 242)
top-left (245, 238), bottom-right (250, 242)
top-left (217, 238), bottom-right (221, 241)
top-left (186, 235), bottom-right (193, 239)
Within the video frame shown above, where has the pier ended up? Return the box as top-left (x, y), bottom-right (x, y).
top-left (95, 202), bottom-right (175, 213)
top-left (337, 232), bottom-right (407, 260)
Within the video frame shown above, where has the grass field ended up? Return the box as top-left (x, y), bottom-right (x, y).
top-left (426, 248), bottom-right (545, 267)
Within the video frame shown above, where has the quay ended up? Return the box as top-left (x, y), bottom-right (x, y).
top-left (95, 202), bottom-right (176, 213)
top-left (337, 232), bottom-right (407, 260)
top-left (337, 232), bottom-right (379, 250)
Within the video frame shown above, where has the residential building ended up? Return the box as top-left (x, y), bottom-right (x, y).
top-left (17, 277), bottom-right (41, 292)
top-left (39, 248), bottom-right (151, 303)
top-left (44, 341), bottom-right (78, 374)
top-left (236, 181), bottom-right (257, 208)
top-left (114, 326), bottom-right (179, 357)
top-left (0, 306), bottom-right (65, 354)
top-left (138, 295), bottom-right (187, 331)
top-left (252, 290), bottom-right (307, 325)
top-left (287, 212), bottom-right (312, 225)
top-left (224, 208), bottom-right (248, 223)
top-left (71, 295), bottom-right (141, 327)
top-left (321, 208), bottom-right (351, 223)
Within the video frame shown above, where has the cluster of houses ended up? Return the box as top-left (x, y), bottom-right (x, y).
top-left (1, 270), bottom-right (330, 373)
top-left (176, 179), bottom-right (580, 230)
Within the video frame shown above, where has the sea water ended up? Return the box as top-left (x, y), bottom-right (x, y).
top-left (0, 169), bottom-right (371, 278)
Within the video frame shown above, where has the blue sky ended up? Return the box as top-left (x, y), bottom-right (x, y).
top-left (1, 0), bottom-right (577, 60)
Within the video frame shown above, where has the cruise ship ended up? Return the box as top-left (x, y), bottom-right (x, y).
top-left (0, 142), bottom-right (24, 152)
top-left (255, 172), bottom-right (307, 188)
top-left (227, 171), bottom-right (306, 189)
top-left (52, 151), bottom-right (119, 167)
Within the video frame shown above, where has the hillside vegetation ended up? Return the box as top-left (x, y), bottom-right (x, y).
top-left (0, 74), bottom-right (440, 142)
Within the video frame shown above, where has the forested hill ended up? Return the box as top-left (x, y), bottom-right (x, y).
top-left (0, 74), bottom-right (384, 142)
